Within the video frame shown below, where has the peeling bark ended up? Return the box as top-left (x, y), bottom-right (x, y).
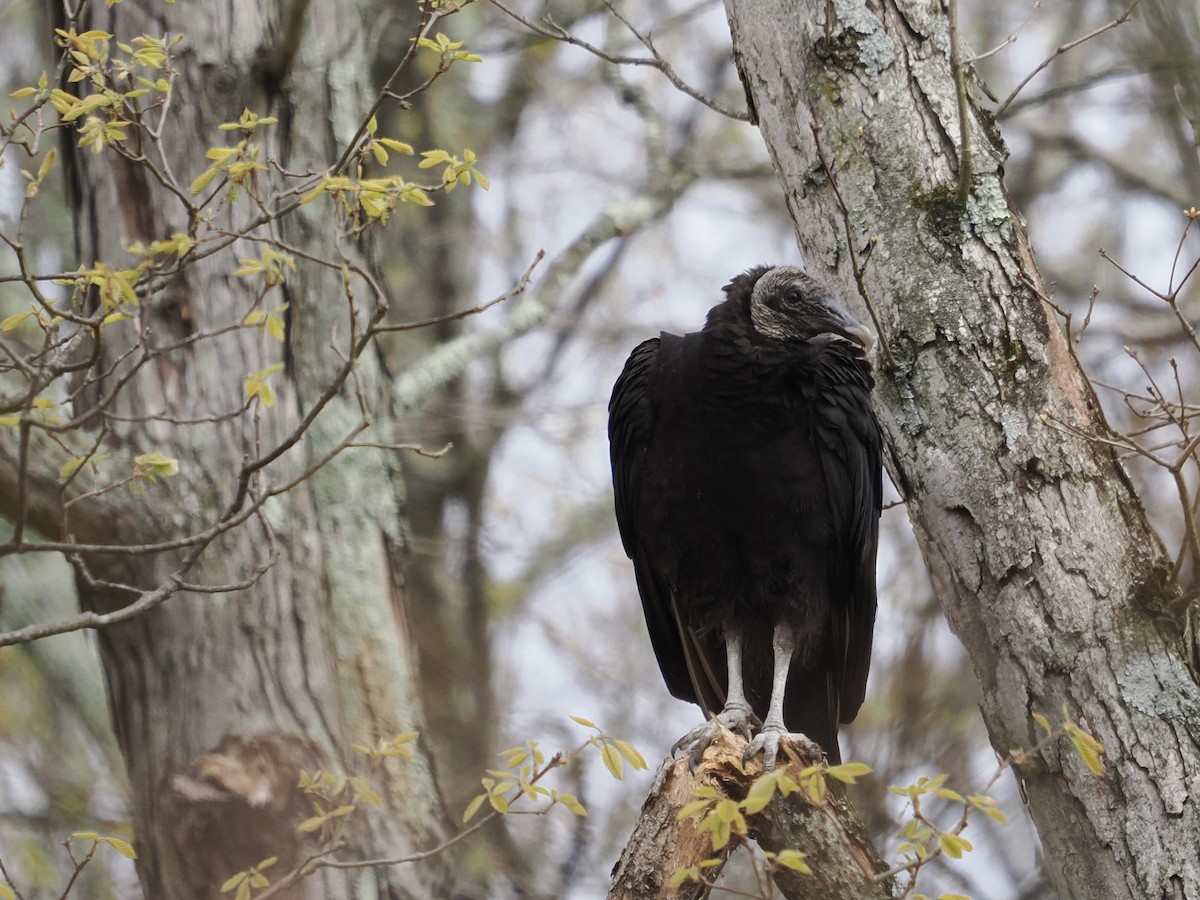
top-left (722, 1), bottom-right (1200, 898)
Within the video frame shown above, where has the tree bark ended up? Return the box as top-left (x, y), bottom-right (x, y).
top-left (722, 1), bottom-right (1200, 898)
top-left (46, 1), bottom-right (448, 896)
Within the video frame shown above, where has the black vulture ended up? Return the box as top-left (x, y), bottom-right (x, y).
top-left (608, 265), bottom-right (882, 768)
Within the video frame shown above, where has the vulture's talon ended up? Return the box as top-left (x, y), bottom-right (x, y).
top-left (672, 704), bottom-right (759, 769)
top-left (744, 728), bottom-right (822, 771)
top-left (744, 725), bottom-right (786, 771)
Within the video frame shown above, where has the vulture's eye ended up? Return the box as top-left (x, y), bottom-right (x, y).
top-left (784, 288), bottom-right (803, 306)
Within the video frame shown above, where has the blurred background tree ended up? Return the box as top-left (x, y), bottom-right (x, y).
top-left (1, 0), bottom-right (1197, 897)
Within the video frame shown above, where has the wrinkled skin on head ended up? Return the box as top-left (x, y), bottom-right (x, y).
top-left (749, 266), bottom-right (874, 352)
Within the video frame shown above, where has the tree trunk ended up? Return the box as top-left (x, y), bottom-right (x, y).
top-left (50, 1), bottom-right (447, 896)
top-left (722, 1), bottom-right (1200, 897)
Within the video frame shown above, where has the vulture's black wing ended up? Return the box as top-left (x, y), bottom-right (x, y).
top-left (608, 338), bottom-right (659, 562)
top-left (807, 344), bottom-right (882, 725)
top-left (609, 337), bottom-right (719, 708)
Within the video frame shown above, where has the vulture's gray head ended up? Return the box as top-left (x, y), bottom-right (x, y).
top-left (749, 266), bottom-right (874, 353)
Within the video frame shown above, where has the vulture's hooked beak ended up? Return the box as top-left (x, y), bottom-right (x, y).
top-left (811, 304), bottom-right (878, 357)
top-left (843, 323), bottom-right (875, 355)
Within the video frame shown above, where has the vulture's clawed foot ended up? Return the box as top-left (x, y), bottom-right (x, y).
top-left (672, 702), bottom-right (760, 770)
top-left (743, 725), bottom-right (822, 772)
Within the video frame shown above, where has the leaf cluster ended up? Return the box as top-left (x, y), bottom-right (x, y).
top-left (462, 716), bottom-right (647, 824)
top-left (220, 858), bottom-right (277, 900)
top-left (201, 720), bottom-right (645, 898)
top-left (882, 708), bottom-right (1105, 898)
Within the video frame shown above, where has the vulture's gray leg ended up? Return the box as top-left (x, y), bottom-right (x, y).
top-left (743, 623), bottom-right (821, 771)
top-left (672, 625), bottom-right (759, 768)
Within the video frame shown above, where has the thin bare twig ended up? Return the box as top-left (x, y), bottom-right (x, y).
top-left (488, 0), bottom-right (750, 121)
top-left (0, 853), bottom-right (29, 900)
top-left (967, 0), bottom-right (1041, 63)
top-left (373, 250), bottom-right (544, 333)
top-left (995, 0), bottom-right (1143, 117)
top-left (948, 0), bottom-right (973, 207)
top-left (347, 441), bottom-right (454, 458)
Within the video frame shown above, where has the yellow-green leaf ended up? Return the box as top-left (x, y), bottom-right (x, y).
top-left (1032, 712), bottom-right (1051, 733)
top-left (668, 867), bottom-right (699, 890)
top-left (60, 93), bottom-right (112, 121)
top-left (978, 805), bottom-right (1009, 825)
top-left (741, 773), bottom-right (778, 814)
top-left (379, 138), bottom-right (414, 155)
top-left (500, 746), bottom-right (528, 766)
top-left (135, 452), bottom-right (179, 477)
top-left (696, 808), bottom-right (733, 850)
top-left (712, 798), bottom-right (741, 824)
top-left (300, 181), bottom-right (328, 204)
top-left (600, 741), bottom-right (624, 781)
top-left (10, 86), bottom-right (37, 99)
top-left (0, 415), bottom-right (20, 427)
top-left (190, 165), bottom-right (220, 195)
top-left (220, 872), bottom-right (247, 893)
top-left (38, 149), bottom-right (58, 181)
top-left (349, 777), bottom-right (382, 808)
top-left (773, 849), bottom-right (812, 874)
top-left (556, 792), bottom-right (587, 816)
top-left (939, 833), bottom-right (973, 859)
top-left (825, 762), bottom-right (872, 784)
top-left (615, 739), bottom-right (648, 771)
top-left (677, 799), bottom-right (713, 821)
top-left (0, 885), bottom-right (14, 900)
top-left (101, 836), bottom-right (137, 859)
top-left (297, 815), bottom-right (326, 834)
top-left (569, 714), bottom-right (597, 729)
top-left (463, 793), bottom-right (487, 823)
top-left (1066, 724), bottom-right (1105, 775)
top-left (60, 456), bottom-right (87, 478)
top-left (800, 771), bottom-right (828, 805)
top-left (244, 363), bottom-right (285, 407)
top-left (1, 312), bottom-right (33, 331)
top-left (935, 788), bottom-right (965, 803)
